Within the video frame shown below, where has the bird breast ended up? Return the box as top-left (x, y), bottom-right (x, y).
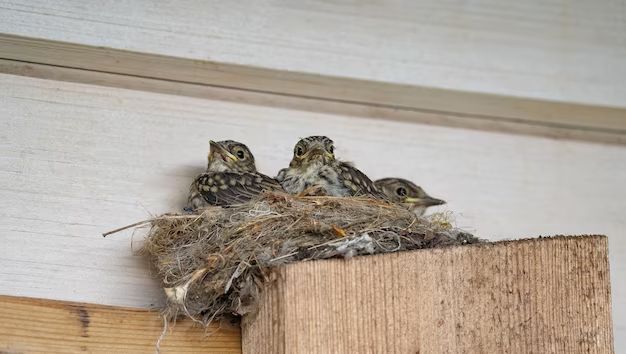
top-left (207, 158), bottom-right (231, 173)
top-left (280, 163), bottom-right (350, 196)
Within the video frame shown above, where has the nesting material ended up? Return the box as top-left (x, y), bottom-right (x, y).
top-left (140, 192), bottom-right (481, 325)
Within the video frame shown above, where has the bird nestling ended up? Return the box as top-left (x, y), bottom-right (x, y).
top-left (374, 178), bottom-right (445, 216)
top-left (187, 140), bottom-right (283, 209)
top-left (204, 140), bottom-right (257, 173)
top-left (278, 136), bottom-right (386, 198)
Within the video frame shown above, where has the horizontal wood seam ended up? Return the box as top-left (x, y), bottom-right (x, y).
top-left (1, 33), bottom-right (626, 144)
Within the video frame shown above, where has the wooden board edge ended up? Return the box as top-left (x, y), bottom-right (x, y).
top-left (1, 34), bottom-right (625, 144)
top-left (0, 295), bottom-right (241, 353)
top-left (1, 58), bottom-right (625, 146)
top-left (279, 235), bottom-right (612, 275)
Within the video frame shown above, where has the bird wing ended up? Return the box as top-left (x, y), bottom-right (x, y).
top-left (193, 171), bottom-right (284, 207)
top-left (336, 162), bottom-right (388, 199)
top-left (275, 167), bottom-right (288, 182)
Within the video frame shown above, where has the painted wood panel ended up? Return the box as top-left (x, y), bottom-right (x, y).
top-left (1, 56), bottom-right (624, 145)
top-left (0, 0), bottom-right (625, 108)
top-left (1, 73), bottom-right (625, 348)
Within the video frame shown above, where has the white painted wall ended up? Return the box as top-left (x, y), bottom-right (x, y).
top-left (1, 74), bottom-right (624, 348)
top-left (1, 0), bottom-right (625, 107)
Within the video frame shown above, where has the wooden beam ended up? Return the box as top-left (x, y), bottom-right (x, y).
top-left (242, 235), bottom-right (613, 353)
top-left (1, 35), bottom-right (626, 145)
top-left (1, 1), bottom-right (625, 108)
top-left (1, 58), bottom-right (625, 146)
top-left (0, 295), bottom-right (241, 353)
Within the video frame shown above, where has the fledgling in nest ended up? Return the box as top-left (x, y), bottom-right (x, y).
top-left (187, 140), bottom-right (284, 209)
top-left (375, 177), bottom-right (445, 216)
top-left (277, 136), bottom-right (387, 199)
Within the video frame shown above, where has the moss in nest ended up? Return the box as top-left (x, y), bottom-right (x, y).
top-left (138, 192), bottom-right (481, 325)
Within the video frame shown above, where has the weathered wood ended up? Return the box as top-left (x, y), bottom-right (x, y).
top-left (2, 57), bottom-right (626, 145)
top-left (0, 295), bottom-right (241, 353)
top-left (1, 1), bottom-right (625, 108)
top-left (1, 34), bottom-right (626, 145)
top-left (243, 236), bottom-right (613, 353)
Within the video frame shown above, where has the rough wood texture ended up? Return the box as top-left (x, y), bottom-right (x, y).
top-left (1, 35), bottom-right (626, 145)
top-left (0, 1), bottom-right (625, 108)
top-left (1, 73), bottom-right (626, 349)
top-left (2, 53), bottom-right (625, 146)
top-left (0, 295), bottom-right (241, 353)
top-left (243, 236), bottom-right (613, 353)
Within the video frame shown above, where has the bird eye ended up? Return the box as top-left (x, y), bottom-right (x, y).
top-left (295, 146), bottom-right (304, 157)
top-left (235, 149), bottom-right (246, 160)
top-left (328, 145), bottom-right (334, 154)
top-left (396, 187), bottom-right (407, 197)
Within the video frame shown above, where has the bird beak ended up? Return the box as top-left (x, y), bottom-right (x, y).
top-left (209, 140), bottom-right (238, 162)
top-left (404, 196), bottom-right (446, 207)
top-left (307, 147), bottom-right (327, 160)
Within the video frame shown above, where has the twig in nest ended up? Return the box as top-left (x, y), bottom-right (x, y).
top-left (102, 215), bottom-right (201, 237)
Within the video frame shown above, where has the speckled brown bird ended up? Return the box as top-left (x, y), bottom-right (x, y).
top-left (204, 140), bottom-right (257, 173)
top-left (374, 177), bottom-right (445, 216)
top-left (278, 136), bottom-right (386, 198)
top-left (187, 140), bottom-right (283, 209)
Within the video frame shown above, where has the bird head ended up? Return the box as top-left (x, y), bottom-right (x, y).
top-left (207, 140), bottom-right (257, 173)
top-left (374, 178), bottom-right (445, 214)
top-left (289, 136), bottom-right (336, 169)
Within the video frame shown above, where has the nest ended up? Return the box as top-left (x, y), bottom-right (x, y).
top-left (137, 192), bottom-right (481, 326)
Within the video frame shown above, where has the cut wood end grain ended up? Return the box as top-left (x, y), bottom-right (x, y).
top-left (243, 235), bottom-right (613, 353)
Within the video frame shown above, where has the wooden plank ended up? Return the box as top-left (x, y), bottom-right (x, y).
top-left (1, 73), bottom-right (626, 349)
top-left (1, 34), bottom-right (626, 144)
top-left (0, 1), bottom-right (625, 109)
top-left (243, 236), bottom-right (613, 353)
top-left (1, 59), bottom-right (625, 145)
top-left (0, 295), bottom-right (241, 353)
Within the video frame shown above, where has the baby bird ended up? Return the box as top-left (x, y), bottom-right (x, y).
top-left (187, 140), bottom-right (283, 209)
top-left (278, 136), bottom-right (386, 198)
top-left (204, 139), bottom-right (257, 173)
top-left (374, 177), bottom-right (445, 216)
